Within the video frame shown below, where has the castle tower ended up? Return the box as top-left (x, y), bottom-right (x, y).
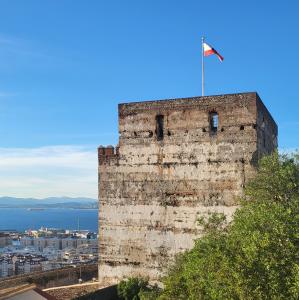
top-left (98, 92), bottom-right (277, 285)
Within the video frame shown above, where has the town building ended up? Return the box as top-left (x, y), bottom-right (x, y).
top-left (0, 258), bottom-right (14, 277)
top-left (0, 228), bottom-right (98, 278)
top-left (0, 233), bottom-right (12, 248)
top-left (20, 236), bottom-right (97, 252)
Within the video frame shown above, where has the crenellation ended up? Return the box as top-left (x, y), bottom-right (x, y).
top-left (98, 145), bottom-right (119, 165)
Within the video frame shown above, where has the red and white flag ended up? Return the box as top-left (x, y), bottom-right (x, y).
top-left (203, 42), bottom-right (224, 62)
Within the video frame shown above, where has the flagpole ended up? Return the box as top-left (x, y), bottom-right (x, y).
top-left (201, 36), bottom-right (205, 96)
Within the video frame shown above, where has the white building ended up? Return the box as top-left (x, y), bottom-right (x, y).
top-left (0, 258), bottom-right (14, 277)
top-left (24, 259), bottom-right (42, 274)
top-left (20, 236), bottom-right (97, 252)
top-left (0, 233), bottom-right (12, 248)
top-left (15, 260), bottom-right (25, 275)
top-left (20, 237), bottom-right (34, 248)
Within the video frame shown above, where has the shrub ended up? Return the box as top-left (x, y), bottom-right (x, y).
top-left (117, 277), bottom-right (148, 300)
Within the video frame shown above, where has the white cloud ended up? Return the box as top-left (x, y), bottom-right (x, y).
top-left (0, 146), bottom-right (98, 198)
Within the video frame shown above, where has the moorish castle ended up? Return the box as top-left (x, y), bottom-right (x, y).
top-left (98, 92), bottom-right (277, 285)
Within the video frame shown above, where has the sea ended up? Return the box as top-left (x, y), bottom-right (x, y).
top-left (0, 208), bottom-right (98, 232)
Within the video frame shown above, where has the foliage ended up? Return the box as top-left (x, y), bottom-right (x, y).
top-left (245, 151), bottom-right (299, 203)
top-left (197, 211), bottom-right (227, 233)
top-left (139, 284), bottom-right (162, 300)
top-left (117, 277), bottom-right (150, 300)
top-left (158, 151), bottom-right (299, 300)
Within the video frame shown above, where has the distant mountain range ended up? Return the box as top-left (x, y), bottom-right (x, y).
top-left (0, 197), bottom-right (98, 209)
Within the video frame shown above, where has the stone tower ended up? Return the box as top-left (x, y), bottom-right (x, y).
top-left (98, 92), bottom-right (277, 285)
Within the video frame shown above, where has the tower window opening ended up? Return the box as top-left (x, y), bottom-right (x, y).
top-left (156, 115), bottom-right (164, 141)
top-left (263, 136), bottom-right (266, 148)
top-left (210, 112), bottom-right (218, 133)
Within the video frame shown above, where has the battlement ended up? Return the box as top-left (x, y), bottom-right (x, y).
top-left (98, 145), bottom-right (119, 165)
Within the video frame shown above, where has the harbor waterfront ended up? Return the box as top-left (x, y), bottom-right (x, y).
top-left (0, 208), bottom-right (98, 233)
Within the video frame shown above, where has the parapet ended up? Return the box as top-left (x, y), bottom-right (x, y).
top-left (98, 145), bottom-right (119, 165)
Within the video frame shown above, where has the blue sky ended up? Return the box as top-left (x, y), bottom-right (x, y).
top-left (0, 0), bottom-right (298, 198)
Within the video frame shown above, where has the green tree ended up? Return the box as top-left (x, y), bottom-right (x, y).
top-left (159, 151), bottom-right (299, 300)
top-left (139, 284), bottom-right (162, 300)
top-left (117, 277), bottom-right (149, 300)
top-left (117, 277), bottom-right (162, 300)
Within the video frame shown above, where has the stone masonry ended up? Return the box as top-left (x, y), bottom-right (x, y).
top-left (98, 92), bottom-right (277, 285)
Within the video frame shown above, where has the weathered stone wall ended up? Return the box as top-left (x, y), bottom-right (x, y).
top-left (98, 92), bottom-right (277, 285)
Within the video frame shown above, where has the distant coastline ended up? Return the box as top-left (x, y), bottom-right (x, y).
top-left (0, 196), bottom-right (98, 209)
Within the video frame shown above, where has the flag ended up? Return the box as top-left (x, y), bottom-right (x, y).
top-left (203, 42), bottom-right (224, 62)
